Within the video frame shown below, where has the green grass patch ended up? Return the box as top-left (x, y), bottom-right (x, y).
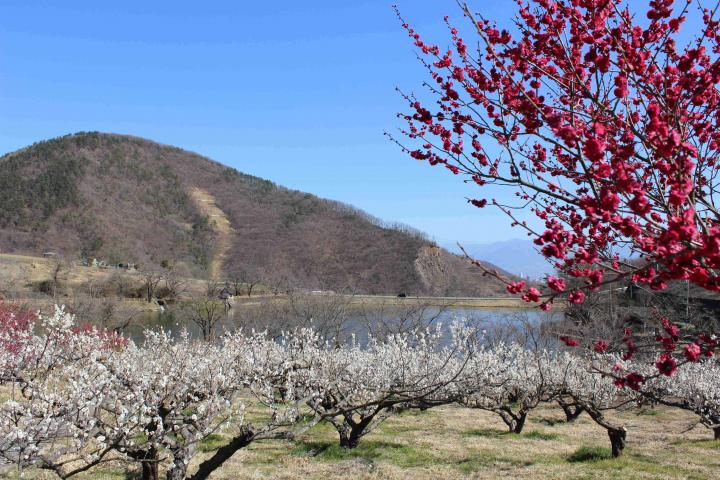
top-left (455, 449), bottom-right (534, 473)
top-left (309, 418), bottom-right (340, 436)
top-left (242, 440), bottom-right (293, 465)
top-left (575, 452), bottom-right (707, 479)
top-left (463, 427), bottom-right (512, 438)
top-left (531, 416), bottom-right (564, 427)
top-left (198, 433), bottom-right (228, 452)
top-left (672, 438), bottom-right (720, 450)
top-left (463, 428), bottom-right (559, 441)
top-left (567, 446), bottom-right (613, 462)
top-left (523, 430), bottom-right (561, 440)
top-left (378, 422), bottom-right (422, 435)
top-left (635, 407), bottom-right (660, 417)
top-left (291, 440), bottom-right (437, 468)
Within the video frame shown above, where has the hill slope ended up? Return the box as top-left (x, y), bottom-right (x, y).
top-left (0, 132), bottom-right (507, 295)
top-left (445, 239), bottom-right (553, 280)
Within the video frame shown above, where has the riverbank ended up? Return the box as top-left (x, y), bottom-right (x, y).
top-left (0, 252), bottom-right (554, 318)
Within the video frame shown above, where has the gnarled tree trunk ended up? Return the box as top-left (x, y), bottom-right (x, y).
top-left (166, 446), bottom-right (191, 480)
top-left (607, 428), bottom-right (627, 458)
top-left (498, 407), bottom-right (528, 434)
top-left (336, 414), bottom-right (376, 449)
top-left (558, 401), bottom-right (584, 423)
top-left (128, 446), bottom-right (160, 480)
top-left (141, 455), bottom-right (159, 480)
top-left (338, 426), bottom-right (363, 449)
top-left (585, 407), bottom-right (627, 458)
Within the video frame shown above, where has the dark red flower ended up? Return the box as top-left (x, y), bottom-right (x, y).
top-left (683, 343), bottom-right (701, 362)
top-left (655, 353), bottom-right (678, 376)
top-left (559, 335), bottom-right (579, 347)
top-left (593, 340), bottom-right (610, 353)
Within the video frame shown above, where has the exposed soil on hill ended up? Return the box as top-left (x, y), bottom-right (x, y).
top-left (0, 132), bottom-right (511, 295)
top-left (188, 188), bottom-right (234, 281)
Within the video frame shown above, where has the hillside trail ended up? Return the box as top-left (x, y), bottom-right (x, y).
top-left (188, 187), bottom-right (235, 281)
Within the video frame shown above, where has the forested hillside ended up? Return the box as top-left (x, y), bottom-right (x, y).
top-left (0, 133), bottom-right (507, 295)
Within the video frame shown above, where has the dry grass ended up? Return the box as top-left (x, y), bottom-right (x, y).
top-left (0, 252), bottom-right (210, 308)
top-left (205, 405), bottom-right (718, 480)
top-left (187, 188), bottom-right (234, 282)
top-left (10, 403), bottom-right (719, 480)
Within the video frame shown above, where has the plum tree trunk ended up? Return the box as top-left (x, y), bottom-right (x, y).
top-left (498, 408), bottom-right (527, 434)
top-left (585, 406), bottom-right (627, 458)
top-left (339, 429), bottom-right (362, 449)
top-left (128, 446), bottom-right (159, 480)
top-left (512, 412), bottom-right (527, 434)
top-left (714, 426), bottom-right (720, 441)
top-left (335, 413), bottom-right (378, 449)
top-left (141, 459), bottom-right (159, 480)
top-left (608, 428), bottom-right (627, 458)
top-left (559, 402), bottom-right (584, 422)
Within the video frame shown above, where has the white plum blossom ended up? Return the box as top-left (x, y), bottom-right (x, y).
top-left (2, 303), bottom-right (719, 477)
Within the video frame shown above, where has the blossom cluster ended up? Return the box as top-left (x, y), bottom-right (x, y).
top-left (2, 305), bottom-right (719, 477)
top-left (395, 0), bottom-right (720, 309)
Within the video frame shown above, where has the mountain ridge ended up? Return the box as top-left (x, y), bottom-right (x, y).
top-left (0, 132), bottom-right (509, 295)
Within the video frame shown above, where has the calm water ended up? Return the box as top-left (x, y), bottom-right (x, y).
top-left (125, 305), bottom-right (563, 345)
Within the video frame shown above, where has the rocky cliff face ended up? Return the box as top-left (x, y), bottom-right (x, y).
top-left (414, 246), bottom-right (507, 297)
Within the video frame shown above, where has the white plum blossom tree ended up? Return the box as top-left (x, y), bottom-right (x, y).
top-left (300, 323), bottom-right (476, 448)
top-left (2, 301), bottom-right (720, 475)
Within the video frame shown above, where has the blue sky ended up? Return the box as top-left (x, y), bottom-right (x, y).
top-left (0, 1), bottom-right (698, 245)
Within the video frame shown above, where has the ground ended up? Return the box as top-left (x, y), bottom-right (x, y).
top-left (0, 251), bottom-right (532, 311)
top-left (0, 252), bottom-right (207, 308)
top-left (188, 187), bottom-right (234, 282)
top-left (9, 403), bottom-right (719, 479)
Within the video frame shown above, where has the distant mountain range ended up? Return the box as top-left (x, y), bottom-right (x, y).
top-left (0, 132), bottom-right (512, 296)
top-left (445, 238), bottom-right (553, 280)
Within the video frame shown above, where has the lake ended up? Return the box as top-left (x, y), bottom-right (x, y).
top-left (125, 303), bottom-right (564, 346)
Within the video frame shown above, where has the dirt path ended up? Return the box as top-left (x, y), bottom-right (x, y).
top-left (188, 187), bottom-right (234, 281)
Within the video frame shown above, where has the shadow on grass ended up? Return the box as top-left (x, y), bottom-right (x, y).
top-left (567, 446), bottom-right (612, 462)
top-left (291, 440), bottom-right (437, 468)
top-left (464, 428), bottom-right (560, 441)
top-left (531, 416), bottom-right (565, 427)
top-left (293, 437), bottom-right (544, 474)
top-left (565, 447), bottom-right (707, 478)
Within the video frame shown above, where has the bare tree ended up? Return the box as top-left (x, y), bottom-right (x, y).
top-left (163, 271), bottom-right (187, 301)
top-left (180, 295), bottom-right (225, 340)
top-left (140, 270), bottom-right (164, 303)
top-left (287, 291), bottom-right (355, 345)
top-left (357, 297), bottom-right (450, 339)
top-left (229, 267), bottom-right (259, 297)
top-left (41, 255), bottom-right (69, 299)
top-left (205, 280), bottom-right (222, 299)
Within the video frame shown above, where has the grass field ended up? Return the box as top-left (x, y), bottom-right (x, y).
top-left (8, 403), bottom-right (719, 479)
top-left (0, 252), bottom-right (534, 315)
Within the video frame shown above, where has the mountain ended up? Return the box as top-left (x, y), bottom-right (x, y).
top-left (0, 132), bottom-right (509, 296)
top-left (446, 239), bottom-right (553, 280)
